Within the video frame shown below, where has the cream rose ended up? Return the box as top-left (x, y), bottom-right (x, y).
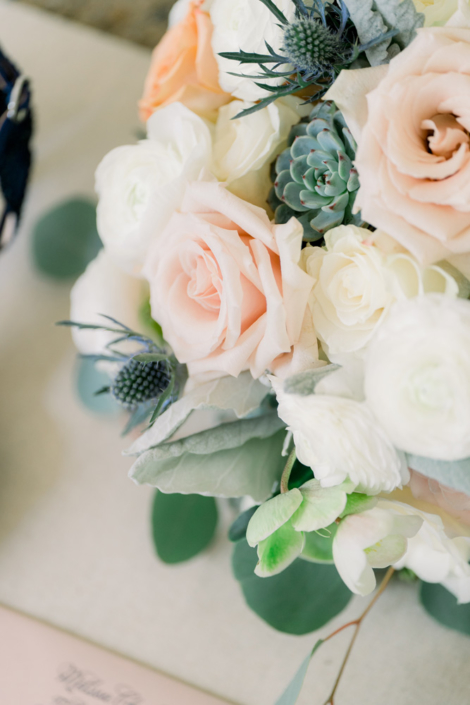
top-left (414, 0), bottom-right (458, 25)
top-left (70, 249), bottom-right (148, 361)
top-left (210, 0), bottom-right (295, 101)
top-left (143, 181), bottom-right (316, 379)
top-left (212, 97), bottom-right (303, 210)
top-left (271, 377), bottom-right (409, 494)
top-left (365, 294), bottom-right (470, 460)
top-left (301, 225), bottom-right (458, 357)
top-left (95, 102), bottom-right (211, 275)
top-left (328, 27), bottom-right (470, 264)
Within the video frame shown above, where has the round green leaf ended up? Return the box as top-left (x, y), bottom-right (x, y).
top-left (152, 491), bottom-right (218, 564)
top-left (32, 197), bottom-right (101, 278)
top-left (420, 581), bottom-right (470, 636)
top-left (228, 506), bottom-right (258, 543)
top-left (76, 357), bottom-right (119, 415)
top-left (232, 539), bottom-right (352, 635)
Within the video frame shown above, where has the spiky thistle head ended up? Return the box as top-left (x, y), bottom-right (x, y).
top-left (111, 358), bottom-right (171, 410)
top-left (283, 18), bottom-right (344, 72)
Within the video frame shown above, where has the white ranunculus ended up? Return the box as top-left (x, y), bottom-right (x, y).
top-left (301, 225), bottom-right (458, 358)
top-left (365, 295), bottom-right (470, 461)
top-left (271, 378), bottom-right (409, 494)
top-left (70, 250), bottom-right (148, 361)
top-left (212, 97), bottom-right (302, 209)
top-left (333, 501), bottom-right (423, 595)
top-left (414, 0), bottom-right (458, 25)
top-left (95, 102), bottom-right (212, 275)
top-left (380, 497), bottom-right (470, 603)
top-left (210, 0), bottom-right (295, 101)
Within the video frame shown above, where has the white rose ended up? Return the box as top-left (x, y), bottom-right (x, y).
top-left (380, 497), bottom-right (470, 604)
top-left (447, 0), bottom-right (470, 25)
top-left (413, 0), bottom-right (458, 25)
top-left (95, 102), bottom-right (212, 275)
top-left (365, 294), bottom-right (470, 461)
top-left (333, 501), bottom-right (423, 595)
top-left (301, 225), bottom-right (458, 358)
top-left (271, 378), bottom-right (409, 494)
top-left (210, 0), bottom-right (295, 101)
top-left (212, 97), bottom-right (302, 209)
top-left (70, 250), bottom-right (147, 361)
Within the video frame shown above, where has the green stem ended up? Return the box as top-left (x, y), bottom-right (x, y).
top-left (280, 448), bottom-right (297, 494)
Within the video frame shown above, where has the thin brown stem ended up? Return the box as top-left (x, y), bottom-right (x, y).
top-left (322, 567), bottom-right (395, 705)
top-left (280, 447), bottom-right (297, 494)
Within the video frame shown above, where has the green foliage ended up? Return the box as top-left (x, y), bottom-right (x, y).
top-left (130, 428), bottom-right (287, 502)
top-left (343, 0), bottom-right (424, 65)
top-left (151, 491), bottom-right (218, 564)
top-left (340, 492), bottom-right (377, 518)
top-left (228, 506), bottom-right (258, 542)
top-left (76, 357), bottom-right (120, 415)
top-left (32, 197), bottom-right (101, 278)
top-left (301, 524), bottom-right (337, 564)
top-left (274, 640), bottom-right (324, 705)
top-left (232, 539), bottom-right (352, 634)
top-left (269, 101), bottom-right (363, 241)
top-left (406, 454), bottom-right (470, 496)
top-left (126, 372), bottom-right (269, 456)
top-left (284, 364), bottom-right (340, 396)
top-left (420, 582), bottom-right (470, 636)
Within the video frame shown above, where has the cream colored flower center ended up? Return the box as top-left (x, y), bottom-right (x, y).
top-left (422, 114), bottom-right (470, 160)
top-left (185, 246), bottom-right (222, 312)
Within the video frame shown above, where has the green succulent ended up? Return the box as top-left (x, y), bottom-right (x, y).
top-left (268, 100), bottom-right (364, 241)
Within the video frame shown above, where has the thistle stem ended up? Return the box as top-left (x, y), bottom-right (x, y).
top-left (280, 447), bottom-right (297, 494)
top-left (322, 567), bottom-right (395, 705)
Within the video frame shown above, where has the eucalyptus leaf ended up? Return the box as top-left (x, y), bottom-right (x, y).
top-left (344, 0), bottom-right (424, 66)
top-left (32, 198), bottom-right (101, 279)
top-left (275, 640), bottom-right (324, 705)
top-left (406, 454), bottom-right (470, 496)
top-left (228, 506), bottom-right (258, 542)
top-left (152, 491), bottom-right (218, 564)
top-left (232, 540), bottom-right (352, 634)
top-left (130, 430), bottom-right (286, 502)
top-left (76, 357), bottom-right (119, 416)
top-left (126, 372), bottom-right (269, 456)
top-left (284, 364), bottom-right (340, 396)
top-left (420, 582), bottom-right (470, 636)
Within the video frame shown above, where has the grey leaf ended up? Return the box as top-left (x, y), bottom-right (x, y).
top-left (284, 365), bottom-right (341, 396)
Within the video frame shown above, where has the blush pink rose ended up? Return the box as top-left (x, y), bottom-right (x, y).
top-left (143, 181), bottom-right (317, 379)
top-left (410, 470), bottom-right (470, 527)
top-left (354, 27), bottom-right (470, 264)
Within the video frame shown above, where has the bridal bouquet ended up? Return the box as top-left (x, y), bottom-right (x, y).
top-left (63, 0), bottom-right (470, 700)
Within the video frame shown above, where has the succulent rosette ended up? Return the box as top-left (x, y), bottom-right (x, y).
top-left (269, 100), bottom-right (363, 240)
top-left (62, 0), bottom-right (470, 702)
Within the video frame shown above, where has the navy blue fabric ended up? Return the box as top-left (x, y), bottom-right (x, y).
top-left (0, 47), bottom-right (33, 248)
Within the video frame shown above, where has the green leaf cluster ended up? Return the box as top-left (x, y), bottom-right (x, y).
top-left (343, 0), bottom-right (424, 65)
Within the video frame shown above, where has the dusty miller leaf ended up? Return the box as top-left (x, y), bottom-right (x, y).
top-left (284, 364), bottom-right (340, 396)
top-left (129, 426), bottom-right (286, 501)
top-left (344, 0), bottom-right (424, 66)
top-left (126, 372), bottom-right (269, 456)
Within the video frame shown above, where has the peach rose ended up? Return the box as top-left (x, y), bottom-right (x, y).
top-left (327, 27), bottom-right (470, 264)
top-left (410, 470), bottom-right (470, 526)
top-left (139, 0), bottom-right (230, 122)
top-left (143, 181), bottom-right (318, 379)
